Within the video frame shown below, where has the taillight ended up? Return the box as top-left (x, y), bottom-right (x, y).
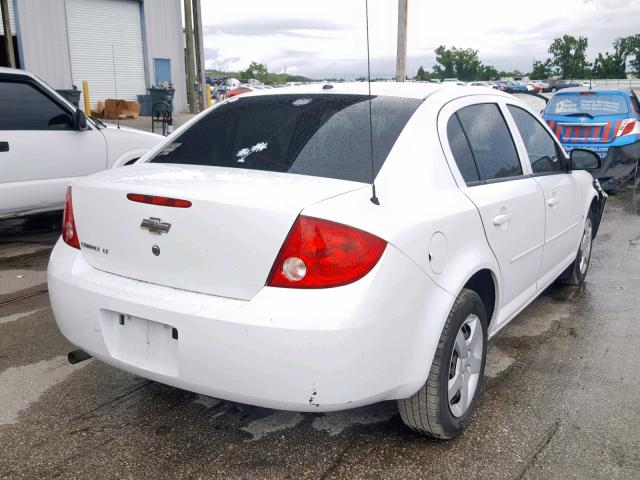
top-left (616, 119), bottom-right (638, 137)
top-left (267, 216), bottom-right (387, 289)
top-left (62, 187), bottom-right (80, 249)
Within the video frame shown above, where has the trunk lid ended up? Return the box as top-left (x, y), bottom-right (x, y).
top-left (72, 164), bottom-right (365, 300)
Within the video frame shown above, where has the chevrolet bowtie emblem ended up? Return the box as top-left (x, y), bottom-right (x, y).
top-left (140, 217), bottom-right (171, 235)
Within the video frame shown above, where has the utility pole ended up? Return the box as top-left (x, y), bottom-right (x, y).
top-left (1, 0), bottom-right (15, 68)
top-left (183, 0), bottom-right (197, 113)
top-left (395, 0), bottom-right (408, 82)
top-left (192, 0), bottom-right (207, 110)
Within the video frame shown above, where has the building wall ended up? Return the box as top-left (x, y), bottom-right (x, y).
top-left (13, 0), bottom-right (187, 112)
top-left (15, 0), bottom-right (73, 89)
top-left (141, 0), bottom-right (187, 112)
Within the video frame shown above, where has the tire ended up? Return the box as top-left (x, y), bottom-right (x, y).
top-left (561, 211), bottom-right (594, 286)
top-left (398, 289), bottom-right (488, 439)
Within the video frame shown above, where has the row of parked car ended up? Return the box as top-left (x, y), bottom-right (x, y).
top-left (467, 79), bottom-right (589, 93)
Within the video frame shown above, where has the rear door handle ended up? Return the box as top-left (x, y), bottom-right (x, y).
top-left (493, 213), bottom-right (512, 226)
top-left (548, 197), bottom-right (560, 207)
top-left (0, 142), bottom-right (8, 152)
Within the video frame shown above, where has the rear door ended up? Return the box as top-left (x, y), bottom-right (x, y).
top-left (0, 75), bottom-right (106, 217)
top-left (506, 104), bottom-right (581, 287)
top-left (441, 98), bottom-right (545, 325)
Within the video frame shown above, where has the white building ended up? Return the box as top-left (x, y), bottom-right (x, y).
top-left (1, 0), bottom-right (188, 112)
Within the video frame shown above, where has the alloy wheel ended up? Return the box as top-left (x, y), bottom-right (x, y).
top-left (579, 218), bottom-right (593, 276)
top-left (448, 314), bottom-right (483, 418)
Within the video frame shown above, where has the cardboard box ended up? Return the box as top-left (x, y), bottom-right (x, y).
top-left (93, 99), bottom-right (140, 119)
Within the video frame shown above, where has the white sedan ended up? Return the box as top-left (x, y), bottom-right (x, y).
top-left (48, 82), bottom-right (606, 439)
top-left (0, 67), bottom-right (163, 219)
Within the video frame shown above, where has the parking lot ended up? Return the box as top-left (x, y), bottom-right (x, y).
top-left (0, 184), bottom-right (638, 479)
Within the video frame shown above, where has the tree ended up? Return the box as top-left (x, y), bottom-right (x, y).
top-left (433, 45), bottom-right (457, 79)
top-left (453, 48), bottom-right (482, 81)
top-left (432, 46), bottom-right (482, 81)
top-left (414, 66), bottom-right (436, 81)
top-left (242, 61), bottom-right (268, 82)
top-left (478, 64), bottom-right (499, 81)
top-left (530, 60), bottom-right (554, 80)
top-left (548, 35), bottom-right (590, 79)
top-left (619, 34), bottom-right (640, 74)
top-left (592, 52), bottom-right (626, 79)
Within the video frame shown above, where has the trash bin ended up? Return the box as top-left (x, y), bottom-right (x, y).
top-left (137, 94), bottom-right (152, 116)
top-left (57, 86), bottom-right (81, 108)
top-left (148, 86), bottom-right (175, 113)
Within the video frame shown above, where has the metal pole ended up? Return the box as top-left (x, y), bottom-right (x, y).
top-left (82, 80), bottom-right (91, 116)
top-left (183, 0), bottom-right (197, 114)
top-left (192, 0), bottom-right (207, 111)
top-left (395, 0), bottom-right (408, 82)
top-left (1, 0), bottom-right (16, 68)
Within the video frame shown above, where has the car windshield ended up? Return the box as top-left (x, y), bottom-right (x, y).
top-left (546, 93), bottom-right (628, 116)
top-left (150, 94), bottom-right (421, 183)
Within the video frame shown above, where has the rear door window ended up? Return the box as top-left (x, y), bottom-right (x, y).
top-left (455, 103), bottom-right (523, 181)
top-left (150, 94), bottom-right (421, 183)
top-left (508, 105), bottom-right (563, 174)
top-left (546, 93), bottom-right (629, 116)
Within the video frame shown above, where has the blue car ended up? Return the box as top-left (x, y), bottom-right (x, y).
top-left (500, 81), bottom-right (528, 94)
top-left (542, 88), bottom-right (640, 191)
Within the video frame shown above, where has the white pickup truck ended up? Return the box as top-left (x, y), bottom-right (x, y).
top-left (0, 67), bottom-right (163, 219)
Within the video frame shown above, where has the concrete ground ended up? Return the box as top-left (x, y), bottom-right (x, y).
top-left (0, 186), bottom-right (639, 479)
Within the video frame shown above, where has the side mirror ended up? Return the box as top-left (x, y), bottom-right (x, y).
top-left (570, 149), bottom-right (601, 171)
top-left (73, 109), bottom-right (88, 130)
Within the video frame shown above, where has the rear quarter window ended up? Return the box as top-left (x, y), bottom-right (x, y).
top-left (150, 94), bottom-right (421, 183)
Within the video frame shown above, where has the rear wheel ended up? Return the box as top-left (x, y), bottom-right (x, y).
top-left (398, 289), bottom-right (487, 439)
top-left (561, 211), bottom-right (594, 286)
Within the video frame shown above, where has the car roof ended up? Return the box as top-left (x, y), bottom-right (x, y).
top-left (252, 81), bottom-right (452, 99)
top-left (234, 81), bottom-right (514, 101)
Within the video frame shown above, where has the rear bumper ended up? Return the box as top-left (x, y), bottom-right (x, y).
top-left (48, 240), bottom-right (453, 412)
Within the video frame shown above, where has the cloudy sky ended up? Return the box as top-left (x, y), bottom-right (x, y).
top-left (198, 0), bottom-right (640, 78)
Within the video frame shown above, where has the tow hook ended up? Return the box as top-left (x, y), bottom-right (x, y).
top-left (67, 349), bottom-right (92, 365)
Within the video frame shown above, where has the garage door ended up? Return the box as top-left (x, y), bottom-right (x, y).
top-left (0, 0), bottom-right (15, 36)
top-left (66, 0), bottom-right (146, 110)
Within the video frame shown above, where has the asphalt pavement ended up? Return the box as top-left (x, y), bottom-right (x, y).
top-left (0, 186), bottom-right (639, 479)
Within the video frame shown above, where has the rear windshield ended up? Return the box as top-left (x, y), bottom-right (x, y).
top-left (545, 93), bottom-right (628, 116)
top-left (150, 94), bottom-right (421, 183)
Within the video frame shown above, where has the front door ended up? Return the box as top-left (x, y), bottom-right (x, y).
top-left (154, 58), bottom-right (172, 85)
top-left (0, 77), bottom-right (106, 218)
top-left (506, 104), bottom-right (581, 286)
